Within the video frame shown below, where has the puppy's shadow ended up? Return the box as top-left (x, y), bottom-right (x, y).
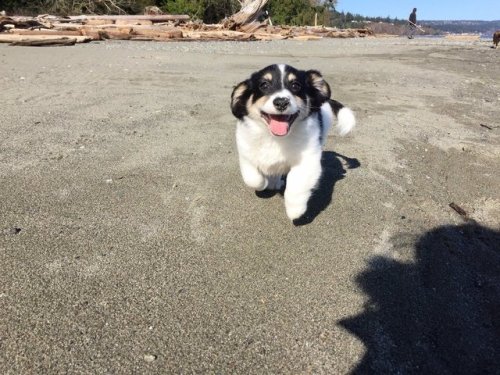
top-left (294, 151), bottom-right (360, 226)
top-left (255, 189), bottom-right (282, 199)
top-left (255, 151), bottom-right (360, 225)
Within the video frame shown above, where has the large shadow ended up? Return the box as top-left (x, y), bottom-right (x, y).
top-left (340, 223), bottom-right (500, 374)
top-left (293, 151), bottom-right (360, 225)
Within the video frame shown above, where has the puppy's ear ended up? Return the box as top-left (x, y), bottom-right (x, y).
top-left (306, 70), bottom-right (331, 108)
top-left (231, 80), bottom-right (251, 119)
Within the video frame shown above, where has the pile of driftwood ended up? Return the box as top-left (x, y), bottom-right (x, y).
top-left (0, 2), bottom-right (372, 46)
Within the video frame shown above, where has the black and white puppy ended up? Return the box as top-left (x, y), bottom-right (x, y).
top-left (231, 64), bottom-right (355, 221)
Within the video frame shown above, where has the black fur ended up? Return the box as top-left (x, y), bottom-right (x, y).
top-left (250, 65), bottom-right (283, 103)
top-left (231, 80), bottom-right (252, 118)
top-left (318, 109), bottom-right (324, 144)
top-left (328, 99), bottom-right (345, 117)
top-left (305, 69), bottom-right (331, 112)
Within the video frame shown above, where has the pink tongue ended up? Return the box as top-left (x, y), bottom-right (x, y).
top-left (269, 116), bottom-right (289, 136)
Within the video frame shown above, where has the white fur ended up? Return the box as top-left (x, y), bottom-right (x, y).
top-left (236, 102), bottom-right (355, 220)
top-left (336, 107), bottom-right (356, 136)
top-left (262, 89), bottom-right (298, 115)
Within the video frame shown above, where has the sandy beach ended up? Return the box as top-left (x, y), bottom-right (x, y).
top-left (1, 37), bottom-right (499, 373)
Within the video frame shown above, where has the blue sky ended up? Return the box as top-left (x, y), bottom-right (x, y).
top-left (336, 1), bottom-right (500, 21)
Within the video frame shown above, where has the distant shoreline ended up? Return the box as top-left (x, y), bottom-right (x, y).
top-left (416, 33), bottom-right (494, 39)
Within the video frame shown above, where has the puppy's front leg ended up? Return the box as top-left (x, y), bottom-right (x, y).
top-left (284, 153), bottom-right (322, 220)
top-left (239, 157), bottom-right (267, 191)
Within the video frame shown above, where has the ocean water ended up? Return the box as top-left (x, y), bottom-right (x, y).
top-left (414, 34), bottom-right (494, 40)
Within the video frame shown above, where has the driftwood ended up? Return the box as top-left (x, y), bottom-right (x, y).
top-left (1, 7), bottom-right (374, 45)
top-left (0, 16), bottom-right (48, 31)
top-left (225, 0), bottom-right (269, 30)
top-left (10, 37), bottom-right (76, 47)
top-left (183, 30), bottom-right (256, 41)
top-left (83, 19), bottom-right (114, 26)
top-left (8, 29), bottom-right (82, 36)
top-left (10, 37), bottom-right (78, 46)
top-left (115, 19), bottom-right (153, 26)
top-left (239, 21), bottom-right (267, 33)
top-left (0, 34), bottom-right (91, 44)
top-left (131, 27), bottom-right (183, 39)
top-left (66, 15), bottom-right (190, 23)
top-left (5, 24), bottom-right (373, 43)
top-left (96, 27), bottom-right (133, 40)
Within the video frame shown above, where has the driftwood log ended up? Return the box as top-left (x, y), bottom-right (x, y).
top-left (9, 37), bottom-right (78, 46)
top-left (225, 0), bottom-right (269, 30)
top-left (66, 15), bottom-right (190, 23)
top-left (0, 16), bottom-right (48, 31)
top-left (8, 29), bottom-right (82, 36)
top-left (0, 34), bottom-right (91, 45)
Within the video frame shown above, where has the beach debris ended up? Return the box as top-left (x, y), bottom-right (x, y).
top-left (224, 0), bottom-right (269, 30)
top-left (0, 9), bottom-right (373, 46)
top-left (479, 123), bottom-right (498, 130)
top-left (8, 36), bottom-right (83, 46)
top-left (480, 123), bottom-right (493, 130)
top-left (4, 227), bottom-right (22, 235)
top-left (143, 354), bottom-right (157, 362)
top-left (449, 202), bottom-right (469, 219)
top-left (0, 15), bottom-right (48, 31)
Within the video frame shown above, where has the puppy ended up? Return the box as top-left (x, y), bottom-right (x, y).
top-left (230, 64), bottom-right (355, 221)
top-left (493, 31), bottom-right (500, 49)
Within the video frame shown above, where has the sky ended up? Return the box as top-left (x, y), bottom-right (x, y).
top-left (337, 0), bottom-right (500, 21)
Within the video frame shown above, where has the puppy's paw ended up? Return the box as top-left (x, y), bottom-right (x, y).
top-left (285, 200), bottom-right (307, 221)
top-left (242, 173), bottom-right (267, 191)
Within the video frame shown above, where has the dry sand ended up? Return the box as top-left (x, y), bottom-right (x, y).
top-left (1, 37), bottom-right (499, 373)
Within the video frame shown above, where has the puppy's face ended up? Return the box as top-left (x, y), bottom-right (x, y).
top-left (231, 64), bottom-right (331, 136)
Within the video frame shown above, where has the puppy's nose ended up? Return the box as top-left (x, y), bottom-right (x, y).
top-left (273, 97), bottom-right (290, 112)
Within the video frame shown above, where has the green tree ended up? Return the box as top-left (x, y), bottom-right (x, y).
top-left (2, 0), bottom-right (337, 23)
top-left (2, 0), bottom-right (156, 15)
top-left (158, 0), bottom-right (204, 19)
top-left (157, 0), bottom-right (239, 22)
top-left (267, 0), bottom-right (332, 26)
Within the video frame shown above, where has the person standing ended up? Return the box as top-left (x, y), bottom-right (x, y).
top-left (408, 8), bottom-right (417, 39)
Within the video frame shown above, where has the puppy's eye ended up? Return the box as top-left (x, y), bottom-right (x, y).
top-left (259, 81), bottom-right (271, 91)
top-left (290, 81), bottom-right (301, 92)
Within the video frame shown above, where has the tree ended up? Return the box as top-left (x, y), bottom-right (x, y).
top-left (2, 0), bottom-right (156, 15)
top-left (266, 0), bottom-right (334, 26)
top-left (2, 0), bottom-right (338, 24)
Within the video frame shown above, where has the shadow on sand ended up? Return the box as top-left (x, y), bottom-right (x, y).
top-left (255, 151), bottom-right (360, 225)
top-left (339, 223), bottom-right (500, 374)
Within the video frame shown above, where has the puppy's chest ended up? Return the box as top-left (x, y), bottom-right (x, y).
top-left (254, 143), bottom-right (291, 175)
top-left (244, 132), bottom-right (302, 175)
